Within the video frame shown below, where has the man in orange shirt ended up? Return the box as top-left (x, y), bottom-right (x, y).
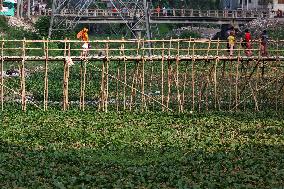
top-left (77, 28), bottom-right (90, 57)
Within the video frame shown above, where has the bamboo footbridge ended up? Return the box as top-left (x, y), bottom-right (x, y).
top-left (1, 38), bottom-right (284, 112)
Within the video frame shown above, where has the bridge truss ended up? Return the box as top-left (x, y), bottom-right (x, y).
top-left (48, 0), bottom-right (152, 40)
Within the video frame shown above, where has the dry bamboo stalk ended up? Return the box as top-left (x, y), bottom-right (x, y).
top-left (214, 39), bottom-right (220, 110)
top-left (187, 36), bottom-right (191, 55)
top-left (123, 59), bottom-right (127, 110)
top-left (105, 59), bottom-right (109, 112)
top-left (63, 38), bottom-right (67, 110)
top-left (1, 39), bottom-right (4, 111)
top-left (229, 60), bottom-right (232, 110)
top-left (82, 59), bottom-right (87, 111)
top-left (206, 39), bottom-right (211, 61)
top-left (21, 39), bottom-right (26, 111)
top-left (166, 61), bottom-right (172, 110)
top-left (149, 63), bottom-right (154, 109)
top-left (234, 53), bottom-right (240, 111)
top-left (249, 82), bottom-right (259, 111)
top-left (166, 38), bottom-right (173, 110)
top-left (130, 62), bottom-right (138, 111)
top-left (198, 77), bottom-right (203, 112)
top-left (80, 60), bottom-right (83, 110)
top-left (105, 38), bottom-right (110, 112)
top-left (120, 37), bottom-right (127, 110)
top-left (141, 41), bottom-right (146, 111)
top-left (100, 61), bottom-right (105, 111)
top-left (43, 39), bottom-right (49, 111)
top-left (116, 67), bottom-right (120, 111)
top-left (175, 41), bottom-right (182, 112)
top-left (182, 67), bottom-right (188, 111)
top-left (191, 41), bottom-right (196, 111)
top-left (161, 41), bottom-right (165, 111)
top-left (275, 38), bottom-right (279, 110)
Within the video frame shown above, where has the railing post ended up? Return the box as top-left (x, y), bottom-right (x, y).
top-left (1, 38), bottom-right (4, 111)
top-left (21, 38), bottom-right (26, 111)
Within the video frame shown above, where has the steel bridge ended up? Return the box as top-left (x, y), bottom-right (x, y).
top-left (48, 9), bottom-right (273, 24)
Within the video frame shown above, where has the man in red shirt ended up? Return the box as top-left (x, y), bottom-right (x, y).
top-left (244, 29), bottom-right (252, 56)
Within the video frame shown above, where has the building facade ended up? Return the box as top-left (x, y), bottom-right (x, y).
top-left (222, 0), bottom-right (269, 10)
top-left (272, 0), bottom-right (284, 11)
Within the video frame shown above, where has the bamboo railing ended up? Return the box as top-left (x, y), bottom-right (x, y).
top-left (0, 38), bottom-right (284, 112)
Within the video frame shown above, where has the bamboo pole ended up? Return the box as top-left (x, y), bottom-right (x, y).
top-left (100, 61), bottom-right (105, 111)
top-left (191, 41), bottom-right (196, 111)
top-left (182, 67), bottom-right (187, 112)
top-left (161, 41), bottom-right (165, 111)
top-left (166, 61), bottom-right (172, 110)
top-left (43, 38), bottom-right (49, 111)
top-left (175, 40), bottom-right (182, 112)
top-left (1, 39), bottom-right (4, 111)
top-left (234, 51), bottom-right (240, 111)
top-left (105, 38), bottom-right (110, 112)
top-left (206, 39), bottom-right (211, 61)
top-left (120, 37), bottom-right (127, 110)
top-left (80, 60), bottom-right (83, 110)
top-left (141, 40), bottom-right (146, 111)
top-left (214, 39), bottom-right (220, 110)
top-left (116, 67), bottom-right (120, 111)
top-left (249, 82), bottom-right (259, 111)
top-left (82, 59), bottom-right (87, 111)
top-left (275, 38), bottom-right (279, 111)
top-left (130, 61), bottom-right (139, 111)
top-left (63, 39), bottom-right (69, 111)
top-left (166, 39), bottom-right (173, 110)
top-left (21, 39), bottom-right (26, 111)
top-left (187, 37), bottom-right (191, 56)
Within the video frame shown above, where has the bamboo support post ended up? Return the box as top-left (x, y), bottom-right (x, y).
top-left (82, 59), bottom-right (87, 111)
top-left (234, 52), bottom-right (240, 111)
top-left (105, 38), bottom-right (109, 112)
top-left (21, 39), bottom-right (26, 111)
top-left (80, 60), bottom-right (83, 109)
top-left (249, 82), bottom-right (259, 111)
top-left (161, 41), bottom-right (165, 111)
top-left (175, 40), bottom-right (182, 112)
top-left (100, 61), bottom-right (105, 111)
top-left (182, 67), bottom-right (187, 111)
top-left (1, 39), bottom-right (4, 111)
top-left (43, 38), bottom-right (49, 111)
top-left (121, 38), bottom-right (127, 110)
top-left (116, 67), bottom-right (120, 111)
top-left (63, 39), bottom-right (69, 110)
top-left (130, 61), bottom-right (139, 111)
top-left (141, 40), bottom-right (146, 111)
top-left (275, 38), bottom-right (279, 110)
top-left (191, 41), bottom-right (196, 111)
top-left (206, 39), bottom-right (211, 61)
top-left (214, 39), bottom-right (220, 110)
top-left (166, 39), bottom-right (173, 110)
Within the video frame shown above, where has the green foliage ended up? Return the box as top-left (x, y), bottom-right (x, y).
top-left (0, 16), bottom-right (39, 39)
top-left (0, 111), bottom-right (284, 188)
top-left (34, 16), bottom-right (77, 39)
top-left (34, 16), bottom-right (50, 38)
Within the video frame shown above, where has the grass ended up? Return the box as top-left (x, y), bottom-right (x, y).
top-left (0, 110), bottom-right (284, 188)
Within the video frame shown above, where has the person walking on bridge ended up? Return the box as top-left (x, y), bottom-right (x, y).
top-left (228, 31), bottom-right (236, 56)
top-left (244, 29), bottom-right (252, 56)
top-left (77, 27), bottom-right (90, 58)
top-left (260, 30), bottom-right (268, 56)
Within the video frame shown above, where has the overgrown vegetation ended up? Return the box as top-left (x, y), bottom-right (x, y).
top-left (0, 110), bottom-right (284, 188)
